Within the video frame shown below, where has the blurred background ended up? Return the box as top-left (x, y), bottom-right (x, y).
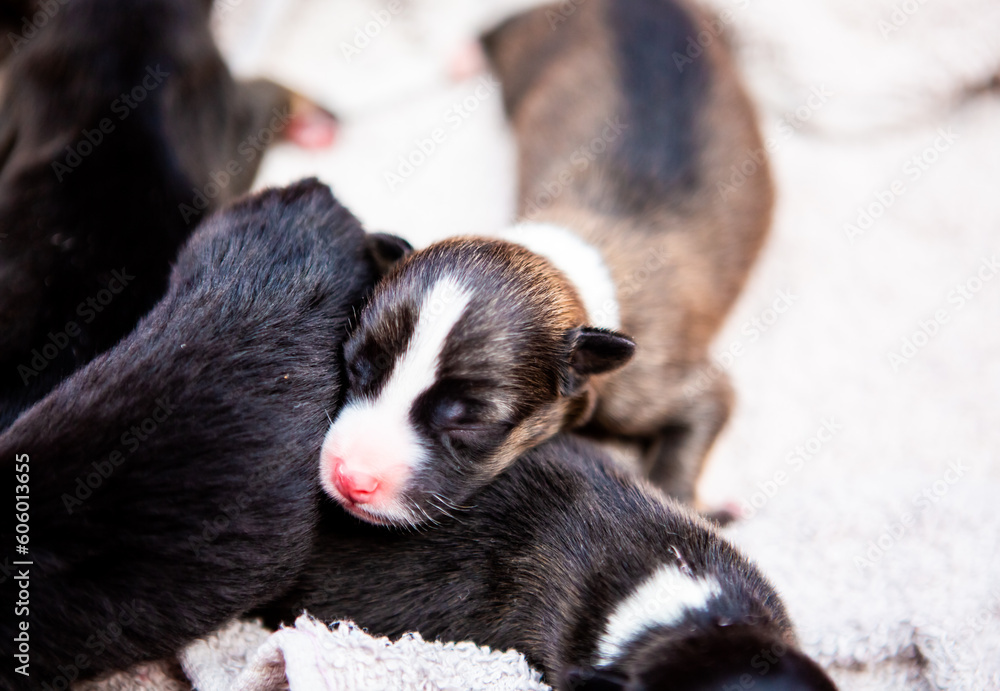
top-left (213, 1), bottom-right (1000, 688)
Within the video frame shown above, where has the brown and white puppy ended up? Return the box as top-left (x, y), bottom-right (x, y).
top-left (320, 0), bottom-right (771, 525)
top-left (322, 236), bottom-right (634, 526)
top-left (264, 435), bottom-right (837, 691)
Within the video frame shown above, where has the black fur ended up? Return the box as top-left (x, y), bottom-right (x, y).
top-left (260, 435), bottom-right (836, 691)
top-left (0, 0), bottom-right (34, 62)
top-left (0, 0), bottom-right (293, 428)
top-left (603, 0), bottom-right (709, 213)
top-left (365, 232), bottom-right (414, 275)
top-left (0, 180), bottom-right (378, 688)
top-left (569, 328), bottom-right (636, 377)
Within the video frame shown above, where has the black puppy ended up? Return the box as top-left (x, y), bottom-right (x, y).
top-left (0, 0), bottom-right (296, 427)
top-left (0, 180), bottom-right (379, 689)
top-left (262, 434), bottom-right (837, 691)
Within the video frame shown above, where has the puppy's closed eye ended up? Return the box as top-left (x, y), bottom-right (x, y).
top-left (426, 397), bottom-right (511, 451)
top-left (346, 357), bottom-right (376, 391)
top-left (432, 398), bottom-right (474, 429)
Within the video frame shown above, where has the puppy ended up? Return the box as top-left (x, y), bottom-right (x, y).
top-left (0, 0), bottom-right (305, 428)
top-left (319, 0), bottom-right (772, 527)
top-left (261, 435), bottom-right (836, 691)
top-left (486, 0), bottom-right (774, 501)
top-left (0, 180), bottom-right (380, 687)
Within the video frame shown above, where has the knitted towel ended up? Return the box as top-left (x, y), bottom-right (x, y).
top-left (182, 616), bottom-right (549, 691)
top-left (76, 617), bottom-right (549, 691)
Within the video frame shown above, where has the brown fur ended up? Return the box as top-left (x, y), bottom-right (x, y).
top-left (484, 0), bottom-right (773, 502)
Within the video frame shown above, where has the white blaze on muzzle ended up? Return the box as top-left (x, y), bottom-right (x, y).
top-left (319, 277), bottom-right (472, 522)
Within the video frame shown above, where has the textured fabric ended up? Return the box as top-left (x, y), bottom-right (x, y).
top-left (74, 617), bottom-right (548, 691)
top-left (179, 616), bottom-right (548, 691)
top-left (691, 4), bottom-right (1000, 689)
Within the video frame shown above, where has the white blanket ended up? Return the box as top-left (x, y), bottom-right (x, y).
top-left (77, 617), bottom-right (548, 691)
top-left (184, 617), bottom-right (548, 691)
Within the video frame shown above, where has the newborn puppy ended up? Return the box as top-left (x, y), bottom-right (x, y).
top-left (0, 0), bottom-right (306, 428)
top-left (0, 180), bottom-right (380, 687)
top-left (262, 435), bottom-right (837, 691)
top-left (320, 236), bottom-right (634, 527)
top-left (485, 0), bottom-right (773, 503)
top-left (320, 0), bottom-right (772, 526)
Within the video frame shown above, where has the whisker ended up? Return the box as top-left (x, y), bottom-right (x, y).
top-left (436, 492), bottom-right (471, 513)
top-left (429, 494), bottom-right (459, 522)
top-left (412, 499), bottom-right (440, 528)
top-left (427, 498), bottom-right (451, 522)
top-left (397, 498), bottom-right (425, 531)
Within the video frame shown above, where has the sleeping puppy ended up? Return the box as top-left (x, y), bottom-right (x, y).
top-left (0, 0), bottom-right (322, 429)
top-left (486, 0), bottom-right (774, 503)
top-left (318, 0), bottom-right (772, 527)
top-left (261, 434), bottom-right (836, 691)
top-left (0, 180), bottom-right (381, 687)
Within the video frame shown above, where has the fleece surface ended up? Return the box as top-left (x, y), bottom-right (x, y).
top-left (181, 616), bottom-right (548, 691)
top-left (81, 0), bottom-right (1000, 688)
top-left (78, 618), bottom-right (549, 691)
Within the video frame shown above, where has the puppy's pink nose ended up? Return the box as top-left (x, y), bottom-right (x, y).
top-left (333, 463), bottom-right (379, 504)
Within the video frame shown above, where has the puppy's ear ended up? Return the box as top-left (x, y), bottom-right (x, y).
top-left (560, 666), bottom-right (629, 691)
top-left (569, 327), bottom-right (635, 376)
top-left (366, 232), bottom-right (413, 275)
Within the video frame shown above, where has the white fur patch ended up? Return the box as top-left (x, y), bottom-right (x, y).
top-left (595, 564), bottom-right (722, 666)
top-left (368, 276), bottom-right (472, 420)
top-left (497, 223), bottom-right (620, 330)
top-left (319, 277), bottom-right (472, 521)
